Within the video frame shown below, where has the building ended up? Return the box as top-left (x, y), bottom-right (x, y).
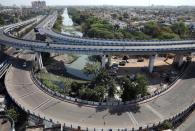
top-left (31, 1), bottom-right (46, 9)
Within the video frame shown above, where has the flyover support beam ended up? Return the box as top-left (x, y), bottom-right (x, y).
top-left (148, 54), bottom-right (157, 73)
top-left (108, 55), bottom-right (112, 67)
top-left (173, 54), bottom-right (184, 67)
top-left (101, 55), bottom-right (108, 68)
top-left (36, 52), bottom-right (43, 70)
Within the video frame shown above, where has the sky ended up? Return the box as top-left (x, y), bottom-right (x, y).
top-left (1, 0), bottom-right (195, 6)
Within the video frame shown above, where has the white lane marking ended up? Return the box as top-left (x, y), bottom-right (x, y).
top-left (33, 98), bottom-right (52, 111)
top-left (19, 90), bottom-right (41, 98)
top-left (145, 104), bottom-right (164, 120)
top-left (127, 112), bottom-right (139, 126)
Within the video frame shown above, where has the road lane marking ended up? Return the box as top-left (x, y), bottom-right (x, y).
top-left (145, 104), bottom-right (164, 120)
top-left (127, 112), bottom-right (139, 126)
top-left (33, 98), bottom-right (53, 111)
top-left (18, 90), bottom-right (41, 98)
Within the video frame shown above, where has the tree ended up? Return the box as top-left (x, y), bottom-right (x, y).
top-left (118, 16), bottom-right (123, 21)
top-left (120, 74), bottom-right (148, 101)
top-left (6, 108), bottom-right (19, 122)
top-left (123, 12), bottom-right (129, 19)
top-left (94, 85), bottom-right (106, 101)
top-left (134, 74), bottom-right (148, 96)
top-left (111, 13), bottom-right (117, 19)
top-left (158, 120), bottom-right (173, 130)
top-left (0, 16), bottom-right (5, 25)
top-left (78, 85), bottom-right (106, 101)
top-left (70, 82), bottom-right (82, 97)
top-left (83, 62), bottom-right (101, 77)
top-left (53, 15), bottom-right (63, 32)
top-left (108, 79), bottom-right (116, 98)
top-left (120, 77), bottom-right (137, 101)
top-left (158, 32), bottom-right (180, 40)
top-left (171, 21), bottom-right (189, 38)
top-left (144, 21), bottom-right (161, 38)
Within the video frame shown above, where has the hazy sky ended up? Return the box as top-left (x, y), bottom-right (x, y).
top-left (1, 0), bottom-right (195, 6)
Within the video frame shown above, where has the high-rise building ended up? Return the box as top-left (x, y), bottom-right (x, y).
top-left (31, 1), bottom-right (46, 9)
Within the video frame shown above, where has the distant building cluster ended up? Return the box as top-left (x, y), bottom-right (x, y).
top-left (31, 1), bottom-right (46, 9)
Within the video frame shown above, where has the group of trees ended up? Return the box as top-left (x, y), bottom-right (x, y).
top-left (119, 74), bottom-right (148, 101)
top-left (0, 16), bottom-right (5, 25)
top-left (143, 21), bottom-right (190, 40)
top-left (69, 62), bottom-right (148, 102)
top-left (6, 105), bottom-right (27, 129)
top-left (69, 8), bottom-right (191, 40)
top-left (53, 14), bottom-right (63, 32)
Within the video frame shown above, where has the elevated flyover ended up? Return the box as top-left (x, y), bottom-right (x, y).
top-left (0, 14), bottom-right (195, 55)
top-left (3, 13), bottom-right (195, 131)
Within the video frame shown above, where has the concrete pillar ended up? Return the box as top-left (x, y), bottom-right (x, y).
top-left (101, 55), bottom-right (107, 68)
top-left (178, 55), bottom-right (184, 67)
top-left (173, 54), bottom-right (184, 67)
top-left (148, 55), bottom-right (156, 73)
top-left (108, 55), bottom-right (112, 67)
top-left (36, 52), bottom-right (43, 70)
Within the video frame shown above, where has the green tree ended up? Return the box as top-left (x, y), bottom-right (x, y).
top-left (0, 16), bottom-right (5, 25)
top-left (6, 108), bottom-right (19, 122)
top-left (120, 77), bottom-right (137, 101)
top-left (108, 79), bottom-right (116, 98)
top-left (144, 21), bottom-right (161, 38)
top-left (53, 15), bottom-right (63, 32)
top-left (83, 62), bottom-right (101, 77)
top-left (158, 32), bottom-right (180, 40)
top-left (134, 74), bottom-right (148, 96)
top-left (120, 74), bottom-right (148, 101)
top-left (94, 85), bottom-right (106, 101)
top-left (171, 21), bottom-right (189, 38)
top-left (158, 120), bottom-right (173, 130)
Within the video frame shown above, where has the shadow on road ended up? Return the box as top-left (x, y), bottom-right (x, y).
top-left (94, 104), bottom-right (141, 116)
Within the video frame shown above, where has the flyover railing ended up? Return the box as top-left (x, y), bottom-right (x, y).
top-left (0, 61), bottom-right (11, 78)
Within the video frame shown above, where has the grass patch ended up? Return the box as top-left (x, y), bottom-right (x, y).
top-left (36, 72), bottom-right (87, 94)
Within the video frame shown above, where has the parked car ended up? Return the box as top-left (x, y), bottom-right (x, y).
top-left (111, 63), bottom-right (119, 69)
top-left (161, 72), bottom-right (168, 78)
top-left (119, 61), bottom-right (126, 66)
top-left (187, 56), bottom-right (192, 62)
top-left (23, 62), bottom-right (27, 67)
top-left (137, 58), bottom-right (144, 62)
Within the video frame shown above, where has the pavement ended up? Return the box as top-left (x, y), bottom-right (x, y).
top-left (0, 118), bottom-right (11, 131)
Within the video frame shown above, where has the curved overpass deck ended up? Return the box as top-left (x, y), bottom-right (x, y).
top-left (0, 17), bottom-right (195, 55)
top-left (40, 28), bottom-right (195, 46)
top-left (4, 53), bottom-right (195, 130)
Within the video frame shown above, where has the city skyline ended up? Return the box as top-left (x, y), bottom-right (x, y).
top-left (1, 0), bottom-right (195, 6)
